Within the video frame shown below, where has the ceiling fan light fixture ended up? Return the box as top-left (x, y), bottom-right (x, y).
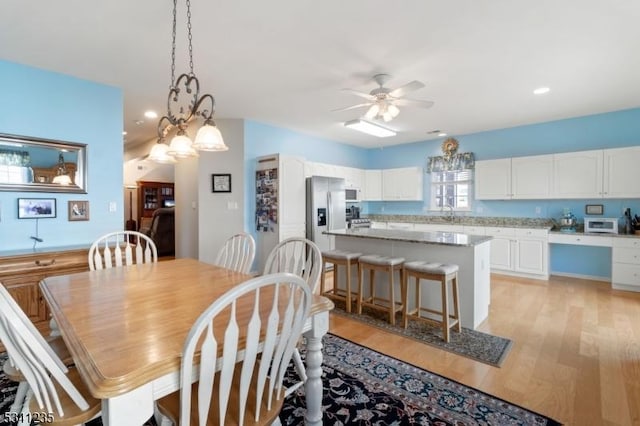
top-left (344, 119), bottom-right (396, 138)
top-left (365, 104), bottom-right (379, 119)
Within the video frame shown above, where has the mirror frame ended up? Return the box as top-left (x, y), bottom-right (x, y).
top-left (0, 133), bottom-right (88, 194)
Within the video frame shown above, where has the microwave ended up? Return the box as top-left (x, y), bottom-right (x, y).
top-left (345, 188), bottom-right (360, 202)
top-left (584, 217), bottom-right (619, 234)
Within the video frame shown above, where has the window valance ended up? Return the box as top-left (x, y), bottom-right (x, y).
top-left (427, 152), bottom-right (475, 172)
top-left (0, 149), bottom-right (30, 166)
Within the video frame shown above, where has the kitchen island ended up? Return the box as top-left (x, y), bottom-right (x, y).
top-left (325, 228), bottom-right (492, 329)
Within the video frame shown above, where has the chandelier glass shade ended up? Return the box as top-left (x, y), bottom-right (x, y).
top-left (150, 0), bottom-right (227, 163)
top-left (51, 152), bottom-right (72, 185)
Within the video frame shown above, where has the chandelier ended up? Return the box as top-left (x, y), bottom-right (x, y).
top-left (148, 0), bottom-right (227, 164)
top-left (52, 152), bottom-right (72, 185)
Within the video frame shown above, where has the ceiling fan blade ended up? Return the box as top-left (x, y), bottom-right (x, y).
top-left (332, 102), bottom-right (373, 112)
top-left (393, 98), bottom-right (434, 109)
top-left (341, 88), bottom-right (376, 100)
top-left (388, 80), bottom-right (425, 98)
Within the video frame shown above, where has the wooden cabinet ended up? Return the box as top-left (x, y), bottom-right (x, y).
top-left (137, 181), bottom-right (174, 230)
top-left (0, 247), bottom-right (89, 347)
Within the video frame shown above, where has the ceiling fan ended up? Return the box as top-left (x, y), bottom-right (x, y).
top-left (334, 74), bottom-right (434, 122)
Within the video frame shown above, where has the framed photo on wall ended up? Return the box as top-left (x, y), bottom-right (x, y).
top-left (68, 200), bottom-right (90, 221)
top-left (17, 198), bottom-right (57, 219)
top-left (212, 173), bottom-right (231, 193)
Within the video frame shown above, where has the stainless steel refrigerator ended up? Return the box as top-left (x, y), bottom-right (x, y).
top-left (306, 176), bottom-right (347, 252)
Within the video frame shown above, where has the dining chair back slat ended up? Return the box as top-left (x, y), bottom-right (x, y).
top-left (157, 272), bottom-right (311, 426)
top-left (0, 293), bottom-right (89, 417)
top-left (88, 231), bottom-right (157, 271)
top-left (263, 237), bottom-right (322, 293)
top-left (215, 232), bottom-right (256, 274)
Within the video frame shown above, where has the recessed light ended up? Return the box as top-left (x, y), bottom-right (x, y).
top-left (135, 120), bottom-right (144, 125)
top-left (344, 119), bottom-right (396, 138)
top-left (533, 87), bottom-right (550, 95)
top-left (144, 111), bottom-right (158, 119)
top-left (438, 132), bottom-right (447, 137)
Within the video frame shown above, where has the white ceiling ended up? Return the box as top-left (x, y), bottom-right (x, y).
top-left (2, 0), bottom-right (640, 149)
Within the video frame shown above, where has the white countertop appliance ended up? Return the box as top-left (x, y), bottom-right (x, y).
top-left (584, 217), bottom-right (619, 234)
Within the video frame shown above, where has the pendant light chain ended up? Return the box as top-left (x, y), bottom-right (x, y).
top-left (170, 0), bottom-right (177, 88)
top-left (186, 0), bottom-right (194, 76)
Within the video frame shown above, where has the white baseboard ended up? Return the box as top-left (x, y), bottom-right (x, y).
top-left (549, 270), bottom-right (610, 282)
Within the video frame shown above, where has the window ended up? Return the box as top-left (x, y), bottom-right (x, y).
top-left (430, 169), bottom-right (472, 211)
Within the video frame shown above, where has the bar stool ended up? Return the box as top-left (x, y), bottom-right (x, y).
top-left (320, 249), bottom-right (362, 312)
top-left (402, 261), bottom-right (461, 342)
top-left (357, 254), bottom-right (405, 325)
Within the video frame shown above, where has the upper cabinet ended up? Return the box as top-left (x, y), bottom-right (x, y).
top-left (382, 167), bottom-right (423, 201)
top-left (363, 169), bottom-right (383, 201)
top-left (475, 155), bottom-right (552, 200)
top-left (603, 146), bottom-right (640, 198)
top-left (552, 150), bottom-right (603, 198)
top-left (477, 146), bottom-right (640, 200)
top-left (511, 155), bottom-right (553, 199)
top-left (474, 159), bottom-right (511, 199)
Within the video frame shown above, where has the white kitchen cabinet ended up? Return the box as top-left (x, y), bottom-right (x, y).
top-left (343, 167), bottom-right (364, 189)
top-left (552, 150), bottom-right (603, 198)
top-left (484, 227), bottom-right (548, 278)
top-left (511, 155), bottom-right (553, 199)
top-left (612, 238), bottom-right (640, 292)
top-left (474, 159), bottom-right (511, 200)
top-left (476, 155), bottom-right (552, 200)
top-left (603, 146), bottom-right (640, 198)
top-left (485, 227), bottom-right (516, 271)
top-left (382, 167), bottom-right (423, 201)
top-left (363, 169), bottom-right (383, 201)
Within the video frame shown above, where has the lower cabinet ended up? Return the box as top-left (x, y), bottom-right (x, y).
top-left (0, 247), bottom-right (89, 345)
top-left (612, 238), bottom-right (640, 291)
top-left (485, 227), bottom-right (549, 279)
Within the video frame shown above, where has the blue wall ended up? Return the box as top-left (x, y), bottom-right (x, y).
top-left (243, 109), bottom-right (640, 279)
top-left (0, 60), bottom-right (123, 251)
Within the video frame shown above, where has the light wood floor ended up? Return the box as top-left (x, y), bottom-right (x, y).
top-left (327, 273), bottom-right (640, 426)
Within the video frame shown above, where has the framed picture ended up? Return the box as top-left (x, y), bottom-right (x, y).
top-left (212, 173), bottom-right (231, 193)
top-left (585, 204), bottom-right (604, 215)
top-left (68, 200), bottom-right (90, 221)
top-left (17, 198), bottom-right (57, 219)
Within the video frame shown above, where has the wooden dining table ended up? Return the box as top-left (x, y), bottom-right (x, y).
top-left (40, 258), bottom-right (334, 426)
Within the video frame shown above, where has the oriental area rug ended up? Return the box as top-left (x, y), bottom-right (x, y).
top-left (331, 300), bottom-right (513, 367)
top-left (0, 336), bottom-right (560, 426)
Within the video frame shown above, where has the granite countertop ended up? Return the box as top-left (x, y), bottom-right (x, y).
top-left (549, 225), bottom-right (640, 239)
top-left (325, 228), bottom-right (492, 247)
top-left (366, 214), bottom-right (554, 229)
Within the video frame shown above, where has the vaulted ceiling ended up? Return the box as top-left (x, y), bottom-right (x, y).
top-left (2, 0), bottom-right (639, 149)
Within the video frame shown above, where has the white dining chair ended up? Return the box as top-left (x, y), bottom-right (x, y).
top-left (156, 272), bottom-right (312, 426)
top-left (0, 295), bottom-right (101, 426)
top-left (263, 237), bottom-right (322, 390)
top-left (214, 232), bottom-right (256, 273)
top-left (88, 230), bottom-right (158, 271)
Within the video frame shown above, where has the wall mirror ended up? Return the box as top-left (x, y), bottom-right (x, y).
top-left (0, 133), bottom-right (87, 193)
